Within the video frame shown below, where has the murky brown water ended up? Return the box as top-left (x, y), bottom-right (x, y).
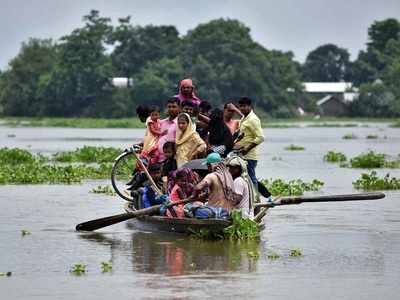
top-left (0, 124), bottom-right (399, 299)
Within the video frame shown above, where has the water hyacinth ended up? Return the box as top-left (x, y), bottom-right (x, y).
top-left (70, 264), bottom-right (86, 276)
top-left (323, 151), bottom-right (347, 163)
top-left (284, 144), bottom-right (305, 151)
top-left (54, 146), bottom-right (122, 163)
top-left (342, 133), bottom-right (357, 139)
top-left (91, 185), bottom-right (116, 196)
top-left (261, 178), bottom-right (324, 196)
top-left (353, 171), bottom-right (400, 191)
top-left (349, 151), bottom-right (400, 168)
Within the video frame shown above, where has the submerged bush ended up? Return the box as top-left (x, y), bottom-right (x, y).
top-left (284, 144), bottom-right (305, 151)
top-left (261, 178), bottom-right (324, 196)
top-left (353, 171), bottom-right (400, 191)
top-left (54, 146), bottom-right (121, 163)
top-left (323, 151), bottom-right (347, 162)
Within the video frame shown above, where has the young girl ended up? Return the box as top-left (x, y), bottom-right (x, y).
top-left (175, 113), bottom-right (206, 167)
top-left (167, 170), bottom-right (189, 218)
top-left (143, 106), bottom-right (163, 152)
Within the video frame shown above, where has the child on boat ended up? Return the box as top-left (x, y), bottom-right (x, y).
top-left (161, 141), bottom-right (177, 192)
top-left (166, 170), bottom-right (189, 218)
top-left (143, 106), bottom-right (164, 152)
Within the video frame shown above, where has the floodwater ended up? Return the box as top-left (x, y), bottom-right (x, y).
top-left (0, 124), bottom-right (399, 299)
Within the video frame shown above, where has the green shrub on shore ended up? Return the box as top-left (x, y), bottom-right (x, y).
top-left (284, 144), bottom-right (305, 151)
top-left (54, 146), bottom-right (121, 163)
top-left (350, 151), bottom-right (400, 168)
top-left (261, 178), bottom-right (324, 196)
top-left (323, 151), bottom-right (347, 162)
top-left (353, 171), bottom-right (400, 190)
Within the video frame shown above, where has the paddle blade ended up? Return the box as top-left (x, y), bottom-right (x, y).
top-left (76, 212), bottom-right (134, 231)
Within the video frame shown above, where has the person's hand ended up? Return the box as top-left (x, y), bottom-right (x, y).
top-left (226, 103), bottom-right (237, 111)
top-left (240, 146), bottom-right (250, 155)
top-left (233, 144), bottom-right (242, 150)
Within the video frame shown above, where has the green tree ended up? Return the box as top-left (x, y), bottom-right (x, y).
top-left (0, 39), bottom-right (56, 116)
top-left (37, 10), bottom-right (113, 117)
top-left (367, 18), bottom-right (400, 52)
top-left (302, 44), bottom-right (351, 82)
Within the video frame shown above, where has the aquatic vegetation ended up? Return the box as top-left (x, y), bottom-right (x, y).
top-left (323, 151), bottom-right (347, 163)
top-left (247, 251), bottom-right (260, 259)
top-left (289, 248), bottom-right (303, 257)
top-left (70, 264), bottom-right (86, 275)
top-left (390, 120), bottom-right (400, 128)
top-left (366, 134), bottom-right (378, 139)
top-left (353, 171), bottom-right (400, 191)
top-left (308, 123), bottom-right (358, 128)
top-left (267, 251), bottom-right (281, 260)
top-left (0, 272), bottom-right (12, 277)
top-left (91, 185), bottom-right (116, 196)
top-left (21, 229), bottom-right (31, 236)
top-left (261, 178), bottom-right (324, 196)
top-left (223, 210), bottom-right (260, 240)
top-left (349, 151), bottom-right (400, 168)
top-left (101, 261), bottom-right (113, 273)
top-left (0, 147), bottom-right (46, 164)
top-left (271, 156), bottom-right (283, 161)
top-left (54, 146), bottom-right (121, 163)
top-left (284, 144), bottom-right (305, 151)
top-left (342, 133), bottom-right (357, 139)
top-left (189, 228), bottom-right (223, 240)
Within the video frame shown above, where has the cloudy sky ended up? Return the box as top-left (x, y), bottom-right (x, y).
top-left (1, 0), bottom-right (399, 69)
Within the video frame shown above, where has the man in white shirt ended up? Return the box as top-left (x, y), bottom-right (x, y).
top-left (227, 157), bottom-right (254, 219)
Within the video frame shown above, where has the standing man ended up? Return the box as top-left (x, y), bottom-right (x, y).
top-left (234, 97), bottom-right (264, 185)
top-left (158, 97), bottom-right (181, 160)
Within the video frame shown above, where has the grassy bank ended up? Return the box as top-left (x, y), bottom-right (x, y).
top-left (0, 116), bottom-right (397, 129)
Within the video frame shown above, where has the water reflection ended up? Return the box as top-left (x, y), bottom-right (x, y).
top-left (79, 231), bottom-right (260, 276)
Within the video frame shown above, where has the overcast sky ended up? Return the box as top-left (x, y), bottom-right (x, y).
top-left (1, 0), bottom-right (399, 69)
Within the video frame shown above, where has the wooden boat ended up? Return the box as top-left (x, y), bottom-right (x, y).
top-left (124, 202), bottom-right (235, 234)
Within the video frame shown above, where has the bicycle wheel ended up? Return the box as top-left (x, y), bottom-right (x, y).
top-left (111, 150), bottom-right (137, 202)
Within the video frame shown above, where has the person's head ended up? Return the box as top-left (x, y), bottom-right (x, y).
top-left (227, 158), bottom-right (243, 179)
top-left (181, 100), bottom-right (194, 116)
top-left (208, 108), bottom-right (225, 145)
top-left (163, 142), bottom-right (176, 159)
top-left (180, 78), bottom-right (194, 96)
top-left (175, 170), bottom-right (188, 189)
top-left (238, 97), bottom-right (252, 116)
top-left (177, 113), bottom-right (190, 132)
top-left (149, 106), bottom-right (160, 122)
top-left (166, 97), bottom-right (180, 119)
top-left (223, 102), bottom-right (236, 120)
top-left (136, 105), bottom-right (150, 123)
top-left (199, 101), bottom-right (212, 116)
top-left (148, 163), bottom-right (162, 180)
top-left (203, 152), bottom-right (222, 172)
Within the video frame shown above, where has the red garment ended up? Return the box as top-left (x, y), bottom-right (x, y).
top-left (166, 184), bottom-right (185, 218)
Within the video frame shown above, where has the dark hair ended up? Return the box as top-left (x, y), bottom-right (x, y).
top-left (238, 97), bottom-right (252, 106)
top-left (149, 105), bottom-right (160, 113)
top-left (136, 105), bottom-right (150, 121)
top-left (199, 100), bottom-right (211, 111)
top-left (176, 170), bottom-right (187, 179)
top-left (148, 163), bottom-right (162, 172)
top-left (181, 100), bottom-right (194, 108)
top-left (163, 141), bottom-right (176, 152)
top-left (208, 109), bottom-right (228, 145)
top-left (167, 97), bottom-right (180, 105)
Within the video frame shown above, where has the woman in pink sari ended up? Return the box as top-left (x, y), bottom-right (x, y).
top-left (175, 78), bottom-right (202, 106)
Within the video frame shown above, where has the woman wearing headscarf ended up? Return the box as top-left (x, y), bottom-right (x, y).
top-left (175, 113), bottom-right (206, 167)
top-left (175, 78), bottom-right (202, 106)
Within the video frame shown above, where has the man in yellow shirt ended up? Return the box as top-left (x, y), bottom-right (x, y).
top-left (235, 97), bottom-right (264, 185)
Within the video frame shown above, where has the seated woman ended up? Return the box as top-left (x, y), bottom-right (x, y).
top-left (207, 108), bottom-right (233, 157)
top-left (175, 113), bottom-right (206, 167)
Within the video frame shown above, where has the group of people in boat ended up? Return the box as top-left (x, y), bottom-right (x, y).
top-left (130, 78), bottom-right (265, 220)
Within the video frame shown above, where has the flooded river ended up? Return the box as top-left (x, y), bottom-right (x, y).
top-left (0, 124), bottom-right (399, 299)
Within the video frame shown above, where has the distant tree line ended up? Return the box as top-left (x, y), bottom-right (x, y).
top-left (0, 10), bottom-right (399, 118)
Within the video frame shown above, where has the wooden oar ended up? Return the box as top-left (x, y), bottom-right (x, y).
top-left (254, 192), bottom-right (385, 209)
top-left (131, 150), bottom-right (162, 195)
top-left (76, 197), bottom-right (196, 232)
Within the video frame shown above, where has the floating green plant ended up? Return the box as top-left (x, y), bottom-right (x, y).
top-left (261, 178), bottom-right (324, 196)
top-left (272, 156), bottom-right (283, 161)
top-left (267, 251), bottom-right (281, 260)
top-left (247, 251), bottom-right (260, 259)
top-left (21, 229), bottom-right (31, 236)
top-left (323, 151), bottom-right (347, 163)
top-left (342, 133), bottom-right (357, 139)
top-left (284, 144), bottom-right (305, 151)
top-left (101, 261), bottom-right (113, 273)
top-left (54, 146), bottom-right (121, 163)
top-left (70, 263), bottom-right (86, 276)
top-left (223, 210), bottom-right (260, 240)
top-left (90, 185), bottom-right (116, 196)
top-left (0, 272), bottom-right (12, 277)
top-left (350, 151), bottom-right (400, 168)
top-left (353, 171), bottom-right (400, 191)
top-left (289, 248), bottom-right (303, 257)
top-left (366, 134), bottom-right (378, 139)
